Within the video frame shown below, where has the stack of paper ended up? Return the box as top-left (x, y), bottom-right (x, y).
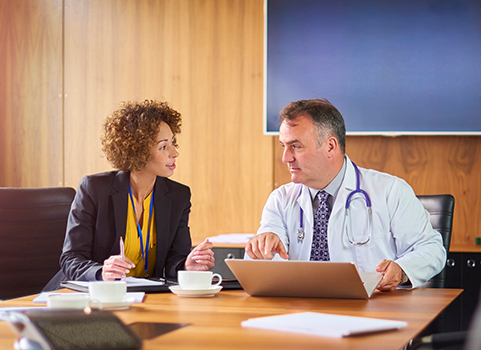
top-left (241, 312), bottom-right (407, 338)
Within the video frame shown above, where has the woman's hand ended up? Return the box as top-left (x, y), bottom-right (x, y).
top-left (185, 239), bottom-right (215, 271)
top-left (102, 255), bottom-right (135, 281)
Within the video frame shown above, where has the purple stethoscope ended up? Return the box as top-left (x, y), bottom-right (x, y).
top-left (297, 161), bottom-right (372, 245)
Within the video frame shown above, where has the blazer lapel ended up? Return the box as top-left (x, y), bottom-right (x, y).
top-left (111, 171), bottom-right (130, 254)
top-left (154, 177), bottom-right (172, 258)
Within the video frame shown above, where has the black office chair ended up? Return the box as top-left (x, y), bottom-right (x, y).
top-left (409, 288), bottom-right (481, 350)
top-left (408, 194), bottom-right (462, 350)
top-left (464, 288), bottom-right (481, 350)
top-left (416, 194), bottom-right (455, 289)
top-left (0, 187), bottom-right (75, 300)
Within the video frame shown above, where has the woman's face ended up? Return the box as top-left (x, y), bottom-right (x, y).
top-left (143, 121), bottom-right (179, 178)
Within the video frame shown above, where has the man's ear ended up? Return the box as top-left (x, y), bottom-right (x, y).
top-left (325, 136), bottom-right (339, 156)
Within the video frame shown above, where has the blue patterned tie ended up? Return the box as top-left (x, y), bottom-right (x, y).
top-left (310, 191), bottom-right (331, 261)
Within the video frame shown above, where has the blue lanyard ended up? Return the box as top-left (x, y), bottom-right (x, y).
top-left (128, 185), bottom-right (155, 277)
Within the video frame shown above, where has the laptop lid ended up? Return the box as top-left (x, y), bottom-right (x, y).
top-left (225, 259), bottom-right (382, 299)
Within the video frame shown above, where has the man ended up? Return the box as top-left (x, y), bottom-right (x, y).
top-left (245, 99), bottom-right (446, 291)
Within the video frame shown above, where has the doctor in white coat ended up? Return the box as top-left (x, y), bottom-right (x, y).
top-left (245, 99), bottom-right (446, 291)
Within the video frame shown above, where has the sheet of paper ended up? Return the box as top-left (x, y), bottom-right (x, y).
top-left (64, 277), bottom-right (164, 289)
top-left (124, 277), bottom-right (165, 286)
top-left (61, 277), bottom-right (168, 293)
top-left (206, 233), bottom-right (255, 244)
top-left (241, 312), bottom-right (407, 338)
top-left (32, 291), bottom-right (145, 304)
top-left (0, 306), bottom-right (47, 320)
top-left (359, 271), bottom-right (383, 296)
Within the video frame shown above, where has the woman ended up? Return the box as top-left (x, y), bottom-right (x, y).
top-left (57, 100), bottom-right (214, 283)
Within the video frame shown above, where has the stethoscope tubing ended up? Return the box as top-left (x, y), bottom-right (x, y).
top-left (297, 160), bottom-right (372, 245)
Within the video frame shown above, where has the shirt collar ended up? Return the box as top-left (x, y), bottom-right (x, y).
top-left (308, 156), bottom-right (347, 201)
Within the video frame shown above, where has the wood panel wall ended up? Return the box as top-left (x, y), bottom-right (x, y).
top-left (62, 0), bottom-right (271, 240)
top-left (0, 0), bottom-right (63, 187)
top-left (274, 135), bottom-right (481, 248)
top-left (2, 0), bottom-right (480, 248)
top-left (0, 0), bottom-right (270, 240)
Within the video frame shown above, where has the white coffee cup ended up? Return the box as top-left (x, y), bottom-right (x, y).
top-left (88, 281), bottom-right (127, 303)
top-left (47, 294), bottom-right (101, 309)
top-left (177, 271), bottom-right (222, 290)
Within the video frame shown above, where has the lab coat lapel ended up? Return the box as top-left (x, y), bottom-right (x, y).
top-left (297, 185), bottom-right (315, 229)
top-left (329, 157), bottom-right (358, 256)
top-left (295, 184), bottom-right (315, 259)
top-left (331, 156), bottom-right (357, 220)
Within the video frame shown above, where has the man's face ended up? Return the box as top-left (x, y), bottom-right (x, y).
top-left (279, 115), bottom-right (332, 189)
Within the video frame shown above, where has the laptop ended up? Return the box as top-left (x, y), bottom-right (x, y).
top-left (225, 259), bottom-right (382, 299)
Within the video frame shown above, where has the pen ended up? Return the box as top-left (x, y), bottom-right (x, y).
top-left (120, 236), bottom-right (125, 261)
top-left (119, 237), bottom-right (126, 281)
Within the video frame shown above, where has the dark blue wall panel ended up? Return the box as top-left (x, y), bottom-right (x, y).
top-left (266, 0), bottom-right (481, 134)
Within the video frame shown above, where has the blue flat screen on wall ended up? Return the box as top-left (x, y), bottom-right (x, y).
top-left (265, 0), bottom-right (481, 135)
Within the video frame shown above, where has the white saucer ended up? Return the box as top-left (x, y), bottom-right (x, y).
top-left (169, 285), bottom-right (223, 298)
top-left (100, 299), bottom-right (135, 310)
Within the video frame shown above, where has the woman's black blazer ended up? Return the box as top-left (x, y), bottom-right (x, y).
top-left (49, 171), bottom-right (191, 288)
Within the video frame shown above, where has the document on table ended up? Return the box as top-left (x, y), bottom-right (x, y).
top-left (206, 233), bottom-right (255, 244)
top-left (32, 291), bottom-right (145, 304)
top-left (241, 312), bottom-right (407, 338)
top-left (61, 276), bottom-right (172, 293)
top-left (0, 307), bottom-right (47, 319)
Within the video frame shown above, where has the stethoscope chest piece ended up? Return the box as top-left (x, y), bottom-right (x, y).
top-left (297, 227), bottom-right (304, 243)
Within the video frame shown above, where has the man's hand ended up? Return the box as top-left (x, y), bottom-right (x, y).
top-left (245, 232), bottom-right (289, 260)
top-left (375, 259), bottom-right (404, 292)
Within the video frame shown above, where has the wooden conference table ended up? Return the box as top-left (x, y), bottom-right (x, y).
top-left (0, 288), bottom-right (462, 350)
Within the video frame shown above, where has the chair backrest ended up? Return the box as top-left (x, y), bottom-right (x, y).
top-left (416, 194), bottom-right (455, 288)
top-left (0, 187), bottom-right (76, 300)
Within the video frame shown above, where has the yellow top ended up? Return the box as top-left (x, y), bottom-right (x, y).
top-left (125, 191), bottom-right (157, 277)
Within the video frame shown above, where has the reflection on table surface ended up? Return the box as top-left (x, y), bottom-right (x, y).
top-left (0, 288), bottom-right (462, 350)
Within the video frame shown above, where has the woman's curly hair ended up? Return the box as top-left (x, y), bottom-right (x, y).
top-left (101, 100), bottom-right (182, 172)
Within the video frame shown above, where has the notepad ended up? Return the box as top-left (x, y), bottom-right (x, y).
top-left (32, 292), bottom-right (145, 304)
top-left (241, 312), bottom-right (407, 337)
top-left (61, 277), bottom-right (172, 293)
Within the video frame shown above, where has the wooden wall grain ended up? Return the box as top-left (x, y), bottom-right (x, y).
top-left (62, 0), bottom-right (271, 240)
top-left (0, 0), bottom-right (63, 187)
top-left (274, 135), bottom-right (481, 247)
top-left (1, 0), bottom-right (480, 248)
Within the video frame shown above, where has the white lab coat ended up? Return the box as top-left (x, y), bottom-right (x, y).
top-left (255, 155), bottom-right (446, 288)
